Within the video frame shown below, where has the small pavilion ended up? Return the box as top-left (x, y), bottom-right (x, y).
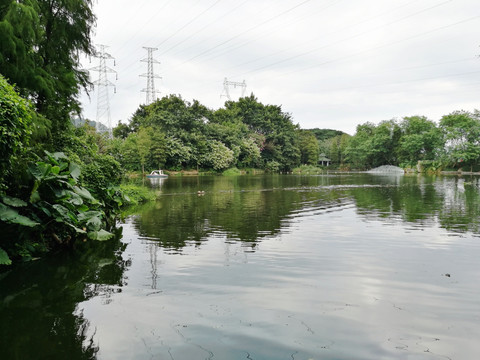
top-left (319, 153), bottom-right (331, 166)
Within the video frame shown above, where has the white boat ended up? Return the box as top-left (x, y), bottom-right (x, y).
top-left (146, 170), bottom-right (168, 178)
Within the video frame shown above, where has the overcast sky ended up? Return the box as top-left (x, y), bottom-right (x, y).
top-left (79, 0), bottom-right (480, 135)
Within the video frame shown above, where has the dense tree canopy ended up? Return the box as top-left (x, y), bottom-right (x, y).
top-left (0, 0), bottom-right (96, 134)
top-left (440, 111), bottom-right (480, 170)
top-left (0, 75), bottom-right (33, 187)
top-left (116, 94), bottom-right (302, 172)
top-left (340, 113), bottom-right (479, 170)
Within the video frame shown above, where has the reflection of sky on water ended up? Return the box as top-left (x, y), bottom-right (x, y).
top-left (80, 190), bottom-right (480, 360)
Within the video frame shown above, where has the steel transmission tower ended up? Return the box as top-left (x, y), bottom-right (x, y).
top-left (220, 77), bottom-right (247, 100)
top-left (140, 47), bottom-right (161, 104)
top-left (90, 44), bottom-right (116, 138)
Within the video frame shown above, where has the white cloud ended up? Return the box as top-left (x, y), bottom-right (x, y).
top-left (80, 0), bottom-right (480, 134)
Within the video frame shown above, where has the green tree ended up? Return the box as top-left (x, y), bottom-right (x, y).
top-left (345, 122), bottom-right (376, 168)
top-left (149, 128), bottom-right (167, 170)
top-left (121, 133), bottom-right (141, 172)
top-left (224, 95), bottom-right (300, 171)
top-left (0, 75), bottom-right (32, 187)
top-left (439, 111), bottom-right (480, 170)
top-left (345, 120), bottom-right (400, 169)
top-left (200, 141), bottom-right (234, 171)
top-left (137, 127), bottom-right (153, 175)
top-left (397, 116), bottom-right (443, 166)
top-left (0, 0), bottom-right (96, 134)
top-left (165, 136), bottom-right (193, 170)
top-left (113, 121), bottom-right (132, 139)
top-left (298, 130), bottom-right (319, 165)
top-left (238, 137), bottom-right (262, 168)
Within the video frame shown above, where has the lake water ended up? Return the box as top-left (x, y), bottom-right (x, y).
top-left (1, 174), bottom-right (480, 359)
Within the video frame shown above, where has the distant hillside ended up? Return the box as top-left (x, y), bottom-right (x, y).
top-left (71, 117), bottom-right (110, 132)
top-left (304, 128), bottom-right (346, 141)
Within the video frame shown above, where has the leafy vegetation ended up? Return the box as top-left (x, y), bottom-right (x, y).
top-left (112, 94), bottom-right (301, 173)
top-left (0, 1), bottom-right (124, 266)
top-left (0, 0), bottom-right (95, 135)
top-left (327, 113), bottom-right (480, 171)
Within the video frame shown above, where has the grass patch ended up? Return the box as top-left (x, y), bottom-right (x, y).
top-left (119, 184), bottom-right (156, 205)
top-left (292, 165), bottom-right (325, 174)
top-left (222, 167), bottom-right (242, 176)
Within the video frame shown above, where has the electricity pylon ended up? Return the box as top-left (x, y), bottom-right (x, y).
top-left (90, 44), bottom-right (116, 138)
top-left (220, 77), bottom-right (247, 101)
top-left (140, 47), bottom-right (161, 105)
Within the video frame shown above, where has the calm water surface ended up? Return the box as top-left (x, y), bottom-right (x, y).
top-left (1, 174), bottom-right (480, 359)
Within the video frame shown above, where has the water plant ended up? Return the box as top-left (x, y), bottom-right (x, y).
top-left (0, 151), bottom-right (125, 265)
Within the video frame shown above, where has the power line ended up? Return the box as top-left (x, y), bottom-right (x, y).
top-left (232, 0), bottom-right (454, 78)
top-left (175, 0), bottom-right (313, 67)
top-left (155, 0), bottom-right (222, 50)
top-left (158, 0), bottom-right (251, 57)
top-left (119, 0), bottom-right (219, 74)
top-left (114, 0), bottom-right (176, 56)
top-left (215, 0), bottom-right (418, 73)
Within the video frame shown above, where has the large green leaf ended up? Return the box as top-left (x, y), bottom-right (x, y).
top-left (0, 248), bottom-right (12, 265)
top-left (69, 163), bottom-right (81, 181)
top-left (1, 196), bottom-right (27, 207)
top-left (52, 204), bottom-right (77, 223)
top-left (52, 152), bottom-right (69, 161)
top-left (77, 210), bottom-right (103, 222)
top-left (88, 229), bottom-right (114, 241)
top-left (73, 186), bottom-right (96, 202)
top-left (30, 180), bottom-right (41, 203)
top-left (44, 150), bottom-right (59, 165)
top-left (0, 203), bottom-right (39, 227)
top-left (67, 192), bottom-right (83, 206)
top-left (86, 216), bottom-right (102, 231)
top-left (30, 162), bottom-right (51, 180)
top-left (66, 223), bottom-right (87, 234)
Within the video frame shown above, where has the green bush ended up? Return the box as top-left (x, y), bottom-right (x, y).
top-left (0, 152), bottom-right (121, 265)
top-left (0, 75), bottom-right (33, 187)
top-left (119, 184), bottom-right (155, 204)
top-left (222, 167), bottom-right (242, 176)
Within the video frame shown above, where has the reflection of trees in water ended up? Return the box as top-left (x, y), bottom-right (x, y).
top-left (349, 175), bottom-right (480, 234)
top-left (134, 175), bottom-right (480, 253)
top-left (0, 230), bottom-right (129, 359)
top-left (133, 175), bottom-right (358, 251)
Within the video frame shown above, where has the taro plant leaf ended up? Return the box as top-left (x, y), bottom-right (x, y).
top-left (86, 216), bottom-right (102, 231)
top-left (66, 223), bottom-right (87, 234)
top-left (78, 210), bottom-right (103, 222)
top-left (30, 162), bottom-right (52, 180)
top-left (73, 186), bottom-right (96, 202)
top-left (1, 196), bottom-right (27, 207)
top-left (77, 204), bottom-right (89, 213)
top-left (52, 152), bottom-right (69, 162)
top-left (45, 151), bottom-right (69, 165)
top-left (0, 203), bottom-right (39, 227)
top-left (53, 188), bottom-right (70, 199)
top-left (0, 248), bottom-right (12, 265)
top-left (69, 163), bottom-right (81, 181)
top-left (67, 192), bottom-right (83, 206)
top-left (51, 166), bottom-right (60, 175)
top-left (52, 204), bottom-right (77, 223)
top-left (59, 162), bottom-right (69, 172)
top-left (44, 150), bottom-right (59, 165)
top-left (88, 229), bottom-right (114, 241)
top-left (30, 181), bottom-right (41, 203)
